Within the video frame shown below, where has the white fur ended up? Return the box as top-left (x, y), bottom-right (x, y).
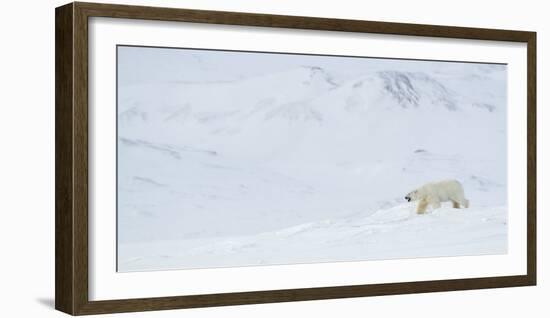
top-left (406, 179), bottom-right (469, 214)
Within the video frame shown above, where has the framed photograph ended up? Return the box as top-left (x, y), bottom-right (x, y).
top-left (55, 2), bottom-right (536, 315)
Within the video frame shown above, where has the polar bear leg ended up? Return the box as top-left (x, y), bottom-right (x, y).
top-left (416, 199), bottom-right (429, 214)
top-left (431, 199), bottom-right (441, 210)
top-left (453, 196), bottom-right (469, 208)
top-left (450, 192), bottom-right (469, 209)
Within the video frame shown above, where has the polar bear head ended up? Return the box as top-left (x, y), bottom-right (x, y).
top-left (404, 190), bottom-right (420, 202)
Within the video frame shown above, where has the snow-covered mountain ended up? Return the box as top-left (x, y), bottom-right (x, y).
top-left (117, 47), bottom-right (507, 271)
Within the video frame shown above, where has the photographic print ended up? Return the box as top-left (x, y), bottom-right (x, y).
top-left (116, 45), bottom-right (507, 272)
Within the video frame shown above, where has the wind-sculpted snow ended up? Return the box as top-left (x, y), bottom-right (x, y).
top-left (117, 47), bottom-right (507, 271)
top-left (119, 204), bottom-right (507, 271)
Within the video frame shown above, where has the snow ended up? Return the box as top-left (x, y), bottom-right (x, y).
top-left (116, 46), bottom-right (507, 272)
top-left (119, 204), bottom-right (507, 271)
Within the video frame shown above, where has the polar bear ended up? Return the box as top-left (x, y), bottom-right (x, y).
top-left (405, 179), bottom-right (469, 214)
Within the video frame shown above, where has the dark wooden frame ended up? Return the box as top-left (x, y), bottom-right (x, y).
top-left (55, 1), bottom-right (537, 315)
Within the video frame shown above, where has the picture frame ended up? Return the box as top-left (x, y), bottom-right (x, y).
top-left (55, 1), bottom-right (536, 315)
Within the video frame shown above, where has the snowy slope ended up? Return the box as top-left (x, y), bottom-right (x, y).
top-left (117, 47), bottom-right (507, 271)
top-left (119, 204), bottom-right (507, 271)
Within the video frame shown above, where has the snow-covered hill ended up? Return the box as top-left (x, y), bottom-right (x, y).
top-left (117, 46), bottom-right (507, 271)
top-left (119, 204), bottom-right (507, 271)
